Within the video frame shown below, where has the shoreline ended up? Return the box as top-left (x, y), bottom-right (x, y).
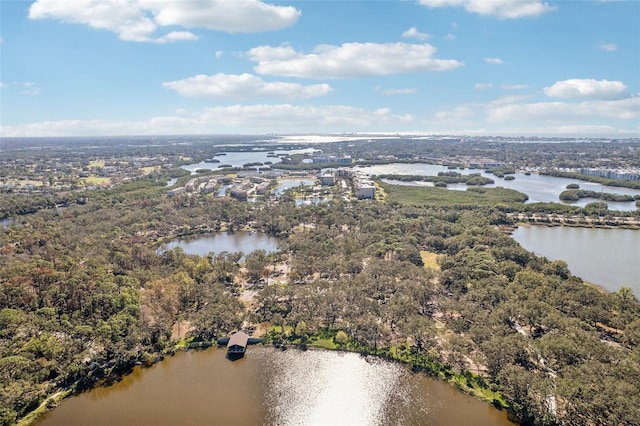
top-left (21, 337), bottom-right (513, 426)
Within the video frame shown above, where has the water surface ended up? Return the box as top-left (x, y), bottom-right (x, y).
top-left (38, 347), bottom-right (514, 426)
top-left (365, 164), bottom-right (640, 211)
top-left (274, 179), bottom-right (317, 195)
top-left (182, 148), bottom-right (315, 174)
top-left (163, 231), bottom-right (279, 257)
top-left (512, 226), bottom-right (640, 294)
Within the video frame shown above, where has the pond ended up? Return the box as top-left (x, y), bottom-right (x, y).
top-left (37, 347), bottom-right (514, 426)
top-left (273, 178), bottom-right (317, 195)
top-left (162, 231), bottom-right (279, 257)
top-left (512, 226), bottom-right (640, 295)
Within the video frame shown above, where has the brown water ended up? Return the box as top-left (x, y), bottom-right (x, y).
top-left (38, 347), bottom-right (514, 426)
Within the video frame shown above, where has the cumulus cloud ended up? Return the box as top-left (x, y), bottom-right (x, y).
top-left (596, 41), bottom-right (618, 52)
top-left (28, 0), bottom-right (300, 42)
top-left (376, 86), bottom-right (418, 95)
top-left (155, 31), bottom-right (200, 43)
top-left (484, 57), bottom-right (505, 65)
top-left (162, 73), bottom-right (332, 99)
top-left (140, 0), bottom-right (301, 33)
top-left (402, 27), bottom-right (430, 41)
top-left (248, 42), bottom-right (464, 78)
top-left (543, 79), bottom-right (627, 99)
top-left (418, 0), bottom-right (555, 19)
top-left (1, 104), bottom-right (414, 137)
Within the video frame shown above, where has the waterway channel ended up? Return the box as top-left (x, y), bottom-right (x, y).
top-left (512, 226), bottom-right (640, 295)
top-left (37, 347), bottom-right (514, 426)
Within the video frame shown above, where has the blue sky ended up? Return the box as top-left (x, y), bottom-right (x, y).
top-left (1, 0), bottom-right (639, 138)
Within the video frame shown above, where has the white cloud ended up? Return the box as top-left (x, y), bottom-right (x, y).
top-left (248, 42), bottom-right (464, 78)
top-left (376, 86), bottom-right (418, 95)
top-left (419, 0), bottom-right (555, 19)
top-left (596, 41), bottom-right (618, 52)
top-left (402, 27), bottom-right (430, 41)
top-left (486, 97), bottom-right (640, 122)
top-left (0, 82), bottom-right (7, 89)
top-left (140, 0), bottom-right (301, 33)
top-left (543, 79), bottom-right (627, 99)
top-left (162, 73), bottom-right (332, 99)
top-left (215, 51), bottom-right (224, 59)
top-left (484, 57), bottom-right (505, 65)
top-left (155, 31), bottom-right (200, 43)
top-left (475, 83), bottom-right (493, 90)
top-left (28, 0), bottom-right (300, 42)
top-left (0, 104), bottom-right (415, 136)
top-left (501, 84), bottom-right (528, 90)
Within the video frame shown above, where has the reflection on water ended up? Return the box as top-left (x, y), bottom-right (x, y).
top-left (38, 347), bottom-right (514, 426)
top-left (265, 350), bottom-right (401, 426)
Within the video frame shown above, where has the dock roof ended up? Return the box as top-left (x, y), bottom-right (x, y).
top-left (227, 331), bottom-right (249, 348)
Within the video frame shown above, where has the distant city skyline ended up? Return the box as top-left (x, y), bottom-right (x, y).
top-left (1, 0), bottom-right (639, 138)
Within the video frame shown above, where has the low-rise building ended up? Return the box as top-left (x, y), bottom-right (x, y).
top-left (320, 174), bottom-right (335, 186)
top-left (230, 186), bottom-right (248, 200)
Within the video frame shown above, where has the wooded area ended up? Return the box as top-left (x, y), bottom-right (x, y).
top-left (1, 171), bottom-right (639, 425)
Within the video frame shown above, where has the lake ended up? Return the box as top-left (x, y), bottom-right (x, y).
top-left (182, 148), bottom-right (315, 174)
top-left (37, 347), bottom-right (514, 426)
top-left (363, 164), bottom-right (640, 211)
top-left (163, 231), bottom-right (279, 257)
top-left (512, 226), bottom-right (640, 295)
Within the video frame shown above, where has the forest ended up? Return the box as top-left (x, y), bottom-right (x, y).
top-left (0, 167), bottom-right (639, 426)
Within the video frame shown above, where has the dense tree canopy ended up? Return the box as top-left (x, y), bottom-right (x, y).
top-left (0, 171), bottom-right (638, 426)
